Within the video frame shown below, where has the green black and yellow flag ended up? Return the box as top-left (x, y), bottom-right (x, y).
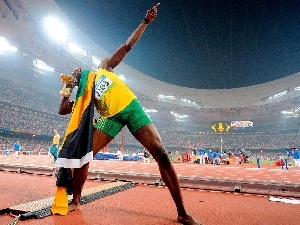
top-left (52, 70), bottom-right (95, 215)
top-left (56, 70), bottom-right (95, 168)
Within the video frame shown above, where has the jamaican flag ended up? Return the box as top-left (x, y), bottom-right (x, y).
top-left (56, 69), bottom-right (95, 168)
top-left (52, 70), bottom-right (95, 215)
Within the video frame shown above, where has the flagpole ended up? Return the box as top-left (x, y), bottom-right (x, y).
top-left (221, 137), bottom-right (223, 154)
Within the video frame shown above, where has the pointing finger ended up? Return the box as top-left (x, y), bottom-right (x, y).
top-left (153, 3), bottom-right (160, 9)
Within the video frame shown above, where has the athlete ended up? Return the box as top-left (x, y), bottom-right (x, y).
top-left (57, 3), bottom-right (201, 225)
top-left (50, 129), bottom-right (60, 162)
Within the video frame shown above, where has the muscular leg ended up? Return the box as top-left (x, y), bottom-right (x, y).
top-left (71, 129), bottom-right (113, 206)
top-left (133, 124), bottom-right (202, 225)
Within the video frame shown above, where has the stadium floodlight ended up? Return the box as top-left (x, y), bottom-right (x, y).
top-left (92, 56), bottom-right (101, 65)
top-left (268, 90), bottom-right (288, 101)
top-left (144, 109), bottom-right (157, 113)
top-left (0, 37), bottom-right (17, 54)
top-left (69, 43), bottom-right (88, 56)
top-left (118, 74), bottom-right (125, 81)
top-left (33, 59), bottom-right (54, 71)
top-left (281, 111), bottom-right (294, 114)
top-left (44, 17), bottom-right (67, 43)
top-left (181, 97), bottom-right (197, 105)
top-left (170, 111), bottom-right (188, 118)
top-left (158, 94), bottom-right (175, 99)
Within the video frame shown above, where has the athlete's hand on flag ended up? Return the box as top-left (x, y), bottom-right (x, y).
top-left (59, 85), bottom-right (72, 98)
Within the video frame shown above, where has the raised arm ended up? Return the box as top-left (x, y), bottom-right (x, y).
top-left (100, 3), bottom-right (160, 71)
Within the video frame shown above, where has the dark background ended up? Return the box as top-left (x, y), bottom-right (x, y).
top-left (55, 0), bottom-right (300, 89)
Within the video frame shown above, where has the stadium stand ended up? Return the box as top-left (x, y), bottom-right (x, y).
top-left (0, 0), bottom-right (300, 162)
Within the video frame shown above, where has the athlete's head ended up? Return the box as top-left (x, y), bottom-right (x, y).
top-left (71, 68), bottom-right (82, 85)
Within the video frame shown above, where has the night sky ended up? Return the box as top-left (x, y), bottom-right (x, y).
top-left (55, 0), bottom-right (300, 89)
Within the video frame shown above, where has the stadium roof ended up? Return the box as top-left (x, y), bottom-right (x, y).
top-left (54, 0), bottom-right (300, 90)
top-left (1, 0), bottom-right (300, 126)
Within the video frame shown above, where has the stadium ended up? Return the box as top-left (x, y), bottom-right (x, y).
top-left (1, 1), bottom-right (300, 225)
top-left (1, 0), bottom-right (300, 154)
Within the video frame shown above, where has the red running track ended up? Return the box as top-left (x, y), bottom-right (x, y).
top-left (0, 155), bottom-right (299, 225)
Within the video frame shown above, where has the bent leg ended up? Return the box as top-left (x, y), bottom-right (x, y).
top-left (133, 124), bottom-right (202, 225)
top-left (71, 129), bottom-right (113, 205)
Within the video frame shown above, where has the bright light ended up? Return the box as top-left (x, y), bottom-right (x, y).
top-left (281, 108), bottom-right (300, 117)
top-left (261, 90), bottom-right (289, 102)
top-left (92, 56), bottom-right (101, 65)
top-left (281, 111), bottom-right (293, 114)
top-left (69, 43), bottom-right (88, 56)
top-left (45, 17), bottom-right (67, 43)
top-left (33, 59), bottom-right (54, 71)
top-left (181, 97), bottom-right (197, 105)
top-left (170, 111), bottom-right (188, 118)
top-left (145, 109), bottom-right (157, 113)
top-left (142, 107), bottom-right (157, 113)
top-left (0, 37), bottom-right (17, 53)
top-left (158, 94), bottom-right (175, 99)
top-left (118, 74), bottom-right (125, 81)
top-left (268, 90), bottom-right (288, 101)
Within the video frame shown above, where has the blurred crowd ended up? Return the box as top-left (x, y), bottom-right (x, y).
top-left (0, 135), bottom-right (49, 155)
top-left (1, 77), bottom-right (300, 157)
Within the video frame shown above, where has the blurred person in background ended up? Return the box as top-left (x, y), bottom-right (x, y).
top-left (292, 148), bottom-right (300, 167)
top-left (143, 148), bottom-right (151, 163)
top-left (13, 141), bottom-right (21, 158)
top-left (50, 129), bottom-right (60, 162)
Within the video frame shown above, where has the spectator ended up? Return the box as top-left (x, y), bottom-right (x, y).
top-left (213, 151), bottom-right (221, 165)
top-left (143, 148), bottom-right (151, 163)
top-left (286, 148), bottom-right (293, 166)
top-left (199, 148), bottom-right (205, 164)
top-left (116, 148), bottom-right (123, 160)
top-left (292, 148), bottom-right (300, 167)
top-left (207, 149), bottom-right (213, 164)
top-left (4, 146), bottom-right (10, 156)
top-left (50, 129), bottom-right (60, 162)
top-left (13, 141), bottom-right (21, 158)
top-left (257, 156), bottom-right (261, 169)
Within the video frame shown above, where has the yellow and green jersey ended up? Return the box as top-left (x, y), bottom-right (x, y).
top-left (93, 68), bottom-right (136, 118)
top-left (53, 134), bottom-right (60, 145)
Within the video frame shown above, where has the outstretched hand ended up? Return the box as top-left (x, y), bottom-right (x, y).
top-left (145, 3), bottom-right (160, 23)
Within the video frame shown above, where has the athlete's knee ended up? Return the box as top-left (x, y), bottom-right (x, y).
top-left (152, 147), bottom-right (171, 166)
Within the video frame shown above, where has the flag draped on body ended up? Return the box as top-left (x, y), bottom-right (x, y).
top-left (51, 70), bottom-right (95, 215)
